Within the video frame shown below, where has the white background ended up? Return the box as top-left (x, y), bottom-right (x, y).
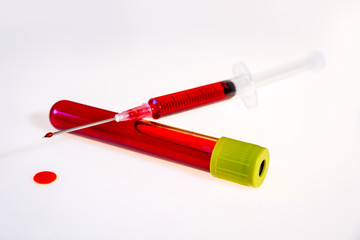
top-left (1, 0), bottom-right (360, 239)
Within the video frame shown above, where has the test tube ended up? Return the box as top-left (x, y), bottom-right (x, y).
top-left (50, 100), bottom-right (270, 187)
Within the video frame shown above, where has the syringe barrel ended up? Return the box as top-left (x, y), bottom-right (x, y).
top-left (49, 100), bottom-right (269, 187)
top-left (148, 80), bottom-right (236, 119)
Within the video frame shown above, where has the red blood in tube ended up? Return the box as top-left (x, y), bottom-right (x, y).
top-left (49, 100), bottom-right (218, 171)
top-left (33, 171), bottom-right (57, 184)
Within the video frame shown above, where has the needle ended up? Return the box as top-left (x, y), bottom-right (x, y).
top-left (43, 117), bottom-right (116, 138)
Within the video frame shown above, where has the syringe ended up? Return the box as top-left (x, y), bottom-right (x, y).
top-left (44, 51), bottom-right (325, 138)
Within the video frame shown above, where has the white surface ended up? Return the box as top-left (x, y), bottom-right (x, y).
top-left (1, 0), bottom-right (360, 239)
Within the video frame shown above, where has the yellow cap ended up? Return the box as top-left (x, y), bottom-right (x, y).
top-left (210, 137), bottom-right (269, 187)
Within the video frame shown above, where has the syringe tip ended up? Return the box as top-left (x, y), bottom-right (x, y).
top-left (43, 132), bottom-right (54, 138)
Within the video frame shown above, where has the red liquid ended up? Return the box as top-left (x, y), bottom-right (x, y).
top-left (148, 80), bottom-right (236, 119)
top-left (50, 100), bottom-right (219, 171)
top-left (33, 171), bottom-right (57, 184)
top-left (44, 132), bottom-right (53, 138)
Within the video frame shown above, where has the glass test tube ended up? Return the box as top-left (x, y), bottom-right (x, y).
top-left (49, 100), bottom-right (269, 187)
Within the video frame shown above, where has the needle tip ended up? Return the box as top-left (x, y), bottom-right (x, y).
top-left (43, 132), bottom-right (54, 138)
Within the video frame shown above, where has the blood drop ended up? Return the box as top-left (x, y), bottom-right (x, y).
top-left (43, 132), bottom-right (54, 138)
top-left (33, 171), bottom-right (57, 184)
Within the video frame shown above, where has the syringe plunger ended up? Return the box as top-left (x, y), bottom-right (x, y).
top-left (232, 51), bottom-right (325, 108)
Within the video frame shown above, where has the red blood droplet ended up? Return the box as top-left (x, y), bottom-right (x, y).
top-left (44, 132), bottom-right (54, 138)
top-left (33, 171), bottom-right (57, 184)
